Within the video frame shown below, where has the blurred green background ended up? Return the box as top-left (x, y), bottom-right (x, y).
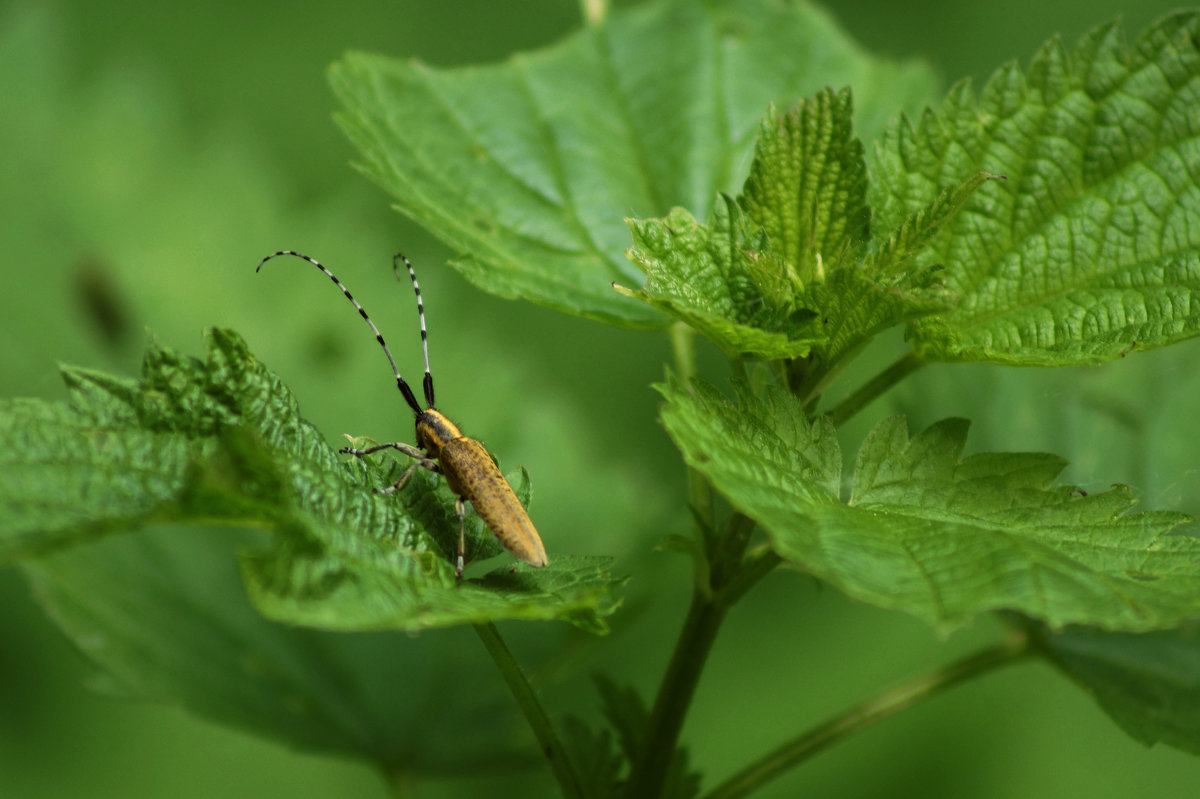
top-left (3, 0), bottom-right (1200, 796)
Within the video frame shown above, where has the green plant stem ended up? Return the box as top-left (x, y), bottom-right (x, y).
top-left (717, 548), bottom-right (781, 606)
top-left (630, 512), bottom-right (761, 797)
top-left (627, 591), bottom-right (728, 799)
top-left (827, 351), bottom-right (925, 427)
top-left (630, 331), bottom-right (769, 797)
top-left (710, 511), bottom-right (758, 590)
top-left (670, 321), bottom-right (698, 385)
top-left (671, 322), bottom-right (716, 543)
top-left (702, 632), bottom-right (1034, 799)
top-left (473, 622), bottom-right (584, 799)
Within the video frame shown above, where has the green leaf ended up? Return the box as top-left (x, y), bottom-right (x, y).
top-left (329, 0), bottom-right (935, 325)
top-left (25, 527), bottom-right (540, 773)
top-left (581, 676), bottom-right (701, 799)
top-left (864, 169), bottom-right (999, 280)
top-left (0, 329), bottom-right (623, 632)
top-left (659, 379), bottom-right (1200, 633)
top-left (657, 379), bottom-right (841, 503)
top-left (0, 395), bottom-right (203, 561)
top-left (740, 90), bottom-right (870, 283)
top-left (621, 89), bottom-right (961, 367)
top-left (619, 199), bottom-right (819, 359)
top-left (1032, 621), bottom-right (1200, 755)
top-left (561, 714), bottom-right (624, 799)
top-left (796, 264), bottom-right (951, 371)
top-left (873, 13), bottom-right (1200, 365)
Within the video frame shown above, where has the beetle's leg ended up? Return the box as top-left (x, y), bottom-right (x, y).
top-left (378, 460), bottom-right (419, 495)
top-left (341, 440), bottom-right (426, 460)
top-left (340, 441), bottom-right (440, 493)
top-left (454, 497), bottom-right (466, 579)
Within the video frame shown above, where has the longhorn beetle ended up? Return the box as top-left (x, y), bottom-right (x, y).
top-left (256, 250), bottom-right (548, 578)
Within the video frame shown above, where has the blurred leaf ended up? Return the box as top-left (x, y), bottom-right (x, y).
top-left (1033, 621), bottom-right (1200, 755)
top-left (659, 379), bottom-right (1200, 633)
top-left (330, 0), bottom-right (936, 325)
top-left (575, 676), bottom-right (700, 799)
top-left (0, 329), bottom-right (623, 632)
top-left (561, 714), bottom-right (624, 799)
top-left (25, 527), bottom-right (537, 774)
top-left (873, 13), bottom-right (1200, 365)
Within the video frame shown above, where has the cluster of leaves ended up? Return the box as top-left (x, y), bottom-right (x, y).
top-left (333, 0), bottom-right (1200, 787)
top-left (4, 0), bottom-right (1200, 796)
top-left (329, 0), bottom-right (937, 326)
top-left (0, 328), bottom-right (622, 633)
top-left (617, 91), bottom-right (986, 377)
top-left (615, 20), bottom-right (1200, 636)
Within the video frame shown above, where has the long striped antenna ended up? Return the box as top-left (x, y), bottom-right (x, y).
top-left (255, 250), bottom-right (426, 415)
top-left (391, 253), bottom-right (435, 409)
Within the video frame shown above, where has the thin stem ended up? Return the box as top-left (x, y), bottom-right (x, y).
top-left (827, 351), bottom-right (925, 427)
top-left (629, 332), bottom-right (773, 797)
top-left (627, 592), bottom-right (728, 799)
top-left (793, 339), bottom-right (869, 410)
top-left (669, 321), bottom-right (698, 384)
top-left (580, 0), bottom-right (608, 27)
top-left (671, 322), bottom-right (715, 542)
top-left (473, 623), bottom-right (585, 799)
top-left (710, 512), bottom-right (758, 588)
top-left (717, 548), bottom-right (781, 606)
top-left (628, 512), bottom-right (760, 797)
top-left (702, 631), bottom-right (1034, 799)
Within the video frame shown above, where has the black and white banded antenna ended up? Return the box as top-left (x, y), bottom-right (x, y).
top-left (255, 250), bottom-right (436, 413)
top-left (390, 252), bottom-right (435, 410)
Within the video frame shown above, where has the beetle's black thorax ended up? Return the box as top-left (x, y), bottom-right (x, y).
top-left (415, 409), bottom-right (463, 457)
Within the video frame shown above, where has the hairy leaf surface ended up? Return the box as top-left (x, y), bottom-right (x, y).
top-left (874, 13), bottom-right (1200, 364)
top-left (331, 0), bottom-right (935, 325)
top-left (660, 379), bottom-right (1200, 633)
top-left (0, 329), bottom-right (622, 632)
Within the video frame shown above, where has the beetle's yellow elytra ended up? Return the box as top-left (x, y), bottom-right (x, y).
top-left (256, 250), bottom-right (547, 578)
top-left (416, 408), bottom-right (547, 568)
top-left (439, 436), bottom-right (547, 568)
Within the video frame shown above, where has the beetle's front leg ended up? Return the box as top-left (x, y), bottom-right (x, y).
top-left (340, 440), bottom-right (440, 494)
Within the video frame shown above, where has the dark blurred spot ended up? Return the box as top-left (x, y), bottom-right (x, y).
top-left (305, 324), bottom-right (349, 368)
top-left (73, 255), bottom-right (132, 348)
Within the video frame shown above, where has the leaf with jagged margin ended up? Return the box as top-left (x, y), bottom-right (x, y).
top-left (657, 379), bottom-right (842, 505)
top-left (571, 676), bottom-right (701, 799)
top-left (1029, 620), bottom-right (1200, 756)
top-left (659, 378), bottom-right (1200, 634)
top-left (0, 328), bottom-right (623, 632)
top-left (330, 0), bottom-right (935, 326)
top-left (741, 90), bottom-right (870, 284)
top-left (864, 170), bottom-right (999, 280)
top-left (621, 89), bottom-right (968, 364)
top-left (561, 715), bottom-right (624, 799)
top-left (618, 199), bottom-right (819, 359)
top-left (799, 265), bottom-right (951, 369)
top-left (873, 13), bottom-right (1200, 364)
